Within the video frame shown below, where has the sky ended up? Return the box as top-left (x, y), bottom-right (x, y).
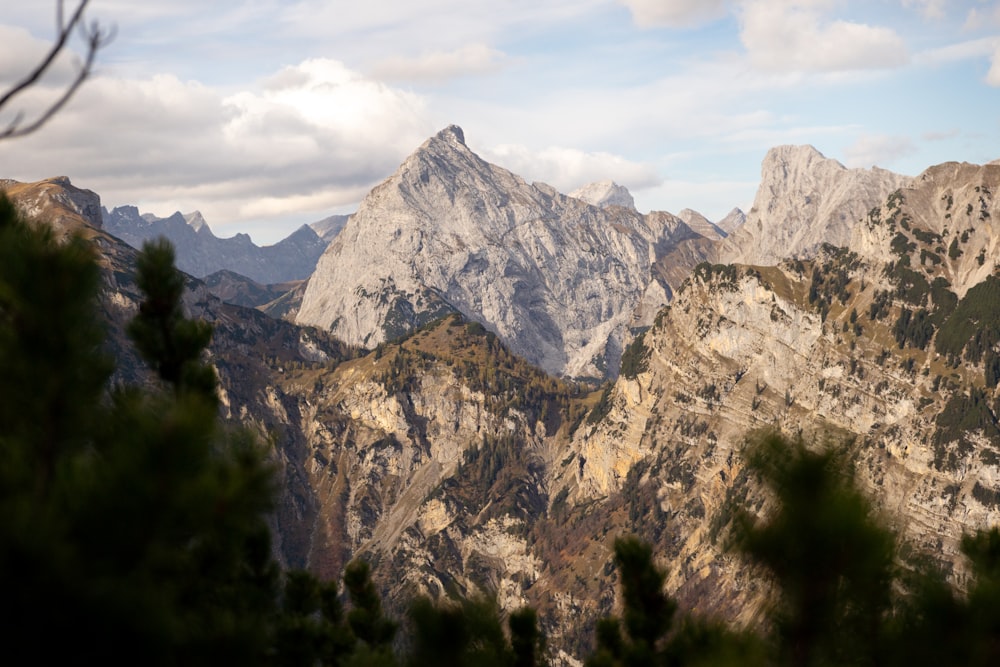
top-left (0, 0), bottom-right (998, 244)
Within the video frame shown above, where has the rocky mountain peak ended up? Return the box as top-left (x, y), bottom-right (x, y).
top-left (677, 208), bottom-right (726, 240)
top-left (438, 124), bottom-right (466, 146)
top-left (184, 211), bottom-right (210, 234)
top-left (716, 145), bottom-right (912, 265)
top-left (102, 205), bottom-right (328, 283)
top-left (716, 207), bottom-right (747, 235)
top-left (569, 180), bottom-right (636, 210)
top-left (0, 176), bottom-right (102, 234)
top-left (297, 126), bottom-right (705, 377)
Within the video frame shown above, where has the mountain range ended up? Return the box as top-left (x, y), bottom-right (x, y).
top-left (102, 204), bottom-right (331, 284)
top-left (4, 126), bottom-right (999, 663)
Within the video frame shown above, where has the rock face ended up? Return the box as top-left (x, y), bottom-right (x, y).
top-left (569, 180), bottom-right (636, 210)
top-left (0, 176), bottom-right (103, 236)
top-left (310, 213), bottom-right (351, 242)
top-left (102, 206), bottom-right (329, 284)
top-left (717, 145), bottom-right (912, 265)
top-left (677, 208), bottom-right (727, 240)
top-left (716, 207), bottom-right (746, 235)
top-left (297, 125), bottom-right (705, 378)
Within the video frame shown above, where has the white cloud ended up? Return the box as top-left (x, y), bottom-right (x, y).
top-left (1, 58), bottom-right (436, 238)
top-left (481, 144), bottom-right (662, 193)
top-left (739, 0), bottom-right (909, 71)
top-left (913, 36), bottom-right (998, 65)
top-left (618, 0), bottom-right (731, 28)
top-left (843, 134), bottom-right (916, 168)
top-left (371, 44), bottom-right (509, 82)
top-left (988, 45), bottom-right (1000, 86)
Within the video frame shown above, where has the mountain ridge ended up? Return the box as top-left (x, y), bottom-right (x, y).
top-left (102, 204), bottom-right (329, 284)
top-left (297, 125), bottom-right (715, 378)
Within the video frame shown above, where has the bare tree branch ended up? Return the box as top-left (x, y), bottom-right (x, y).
top-left (0, 0), bottom-right (113, 140)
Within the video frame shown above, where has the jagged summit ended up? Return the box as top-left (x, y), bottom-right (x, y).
top-left (677, 208), bottom-right (726, 240)
top-left (438, 124), bottom-right (465, 146)
top-left (102, 205), bottom-right (328, 283)
top-left (716, 207), bottom-right (746, 235)
top-left (0, 176), bottom-right (103, 234)
top-left (297, 126), bottom-right (704, 377)
top-left (716, 144), bottom-right (912, 265)
top-left (310, 214), bottom-right (350, 242)
top-left (569, 180), bottom-right (636, 210)
top-left (184, 211), bottom-right (209, 233)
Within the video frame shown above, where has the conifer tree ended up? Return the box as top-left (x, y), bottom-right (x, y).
top-left (0, 201), bottom-right (277, 663)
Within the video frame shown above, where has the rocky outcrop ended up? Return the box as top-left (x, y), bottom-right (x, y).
top-left (677, 208), bottom-right (727, 240)
top-left (297, 126), bottom-right (707, 378)
top-left (311, 213), bottom-right (351, 242)
top-left (102, 206), bottom-right (329, 284)
top-left (717, 145), bottom-right (911, 265)
top-left (569, 180), bottom-right (636, 210)
top-left (1, 176), bottom-right (103, 237)
top-left (716, 207), bottom-right (746, 235)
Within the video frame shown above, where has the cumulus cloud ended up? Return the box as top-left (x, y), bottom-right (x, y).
top-left (371, 44), bottom-right (509, 82)
top-left (988, 45), bottom-right (1000, 86)
top-left (843, 134), bottom-right (916, 168)
top-left (1, 58), bottom-right (436, 239)
top-left (618, 0), bottom-right (731, 28)
top-left (481, 144), bottom-right (662, 193)
top-left (739, 0), bottom-right (909, 72)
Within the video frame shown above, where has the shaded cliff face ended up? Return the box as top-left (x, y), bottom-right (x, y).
top-left (103, 205), bottom-right (328, 284)
top-left (718, 145), bottom-right (912, 266)
top-left (296, 125), bottom-right (709, 379)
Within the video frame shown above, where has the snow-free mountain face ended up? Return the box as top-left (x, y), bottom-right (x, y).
top-left (715, 207), bottom-right (746, 235)
top-left (718, 145), bottom-right (912, 265)
top-left (0, 176), bottom-right (102, 237)
top-left (310, 213), bottom-right (351, 242)
top-left (296, 126), bottom-right (709, 378)
top-left (102, 206), bottom-right (328, 284)
top-left (677, 208), bottom-right (727, 241)
top-left (569, 180), bottom-right (636, 210)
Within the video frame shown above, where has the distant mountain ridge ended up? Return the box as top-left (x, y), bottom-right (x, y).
top-left (102, 205), bottom-right (329, 284)
top-left (716, 144), bottom-right (911, 265)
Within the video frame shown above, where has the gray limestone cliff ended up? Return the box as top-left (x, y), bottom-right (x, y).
top-left (569, 180), bottom-right (637, 210)
top-left (717, 145), bottom-right (911, 265)
top-left (297, 125), bottom-right (704, 378)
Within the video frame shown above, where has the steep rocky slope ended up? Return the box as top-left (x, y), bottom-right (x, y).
top-left (274, 156), bottom-right (1000, 658)
top-left (311, 213), bottom-right (351, 241)
top-left (297, 126), bottom-right (710, 378)
top-left (718, 145), bottom-right (911, 265)
top-left (677, 208), bottom-right (727, 240)
top-left (569, 180), bottom-right (636, 209)
top-left (1, 176), bottom-right (103, 237)
top-left (103, 205), bottom-right (328, 283)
